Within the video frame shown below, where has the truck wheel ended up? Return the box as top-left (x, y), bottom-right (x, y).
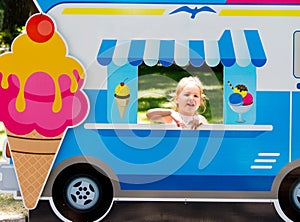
top-left (277, 167), bottom-right (300, 221)
top-left (52, 163), bottom-right (113, 222)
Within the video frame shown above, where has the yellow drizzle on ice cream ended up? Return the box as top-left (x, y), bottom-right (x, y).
top-left (0, 33), bottom-right (84, 113)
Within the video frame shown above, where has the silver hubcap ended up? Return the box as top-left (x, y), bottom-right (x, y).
top-left (292, 182), bottom-right (300, 210)
top-left (66, 177), bottom-right (100, 210)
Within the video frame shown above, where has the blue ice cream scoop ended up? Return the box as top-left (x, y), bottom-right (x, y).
top-left (229, 93), bottom-right (243, 106)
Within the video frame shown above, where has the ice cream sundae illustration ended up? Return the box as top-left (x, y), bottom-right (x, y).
top-left (228, 81), bottom-right (253, 123)
top-left (0, 14), bottom-right (89, 209)
top-left (114, 80), bottom-right (130, 118)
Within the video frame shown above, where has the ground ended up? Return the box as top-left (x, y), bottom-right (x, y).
top-left (0, 193), bottom-right (28, 219)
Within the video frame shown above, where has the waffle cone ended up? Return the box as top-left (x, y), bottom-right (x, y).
top-left (115, 97), bottom-right (130, 118)
top-left (7, 130), bottom-right (62, 209)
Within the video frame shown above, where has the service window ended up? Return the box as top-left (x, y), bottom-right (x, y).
top-left (138, 63), bottom-right (224, 124)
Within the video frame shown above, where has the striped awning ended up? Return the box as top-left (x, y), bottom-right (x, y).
top-left (97, 30), bottom-right (267, 68)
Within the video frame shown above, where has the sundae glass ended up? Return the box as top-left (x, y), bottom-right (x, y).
top-left (228, 83), bottom-right (253, 123)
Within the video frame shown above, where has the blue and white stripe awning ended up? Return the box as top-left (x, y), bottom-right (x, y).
top-left (97, 30), bottom-right (267, 68)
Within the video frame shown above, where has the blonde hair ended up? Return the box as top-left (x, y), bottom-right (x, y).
top-left (174, 76), bottom-right (206, 113)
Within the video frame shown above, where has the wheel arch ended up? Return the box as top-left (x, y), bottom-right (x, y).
top-left (271, 158), bottom-right (300, 198)
top-left (42, 156), bottom-right (120, 198)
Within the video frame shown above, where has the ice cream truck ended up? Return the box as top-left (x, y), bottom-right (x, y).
top-left (2, 0), bottom-right (300, 221)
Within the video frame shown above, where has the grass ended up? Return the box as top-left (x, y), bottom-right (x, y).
top-left (0, 193), bottom-right (28, 219)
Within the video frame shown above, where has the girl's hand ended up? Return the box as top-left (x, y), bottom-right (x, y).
top-left (191, 119), bottom-right (203, 130)
top-left (170, 110), bottom-right (182, 127)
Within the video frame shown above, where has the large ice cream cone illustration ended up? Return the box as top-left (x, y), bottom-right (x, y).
top-left (0, 14), bottom-right (89, 209)
top-left (7, 130), bottom-right (62, 209)
top-left (114, 81), bottom-right (130, 118)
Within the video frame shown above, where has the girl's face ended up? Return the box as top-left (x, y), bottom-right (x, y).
top-left (175, 84), bottom-right (201, 116)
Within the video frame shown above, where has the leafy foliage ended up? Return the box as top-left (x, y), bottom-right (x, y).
top-left (0, 25), bottom-right (24, 49)
top-left (0, 0), bottom-right (37, 48)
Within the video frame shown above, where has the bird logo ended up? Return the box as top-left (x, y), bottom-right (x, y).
top-left (169, 6), bottom-right (216, 19)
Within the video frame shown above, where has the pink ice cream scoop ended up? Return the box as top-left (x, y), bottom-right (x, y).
top-left (0, 71), bottom-right (88, 137)
top-left (242, 93), bottom-right (253, 106)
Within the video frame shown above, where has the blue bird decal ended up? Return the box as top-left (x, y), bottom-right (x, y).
top-left (169, 6), bottom-right (216, 19)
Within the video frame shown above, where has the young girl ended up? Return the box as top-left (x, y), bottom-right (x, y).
top-left (146, 76), bottom-right (208, 129)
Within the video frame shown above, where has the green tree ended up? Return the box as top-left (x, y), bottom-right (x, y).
top-left (0, 0), bottom-right (5, 9)
top-left (1, 0), bottom-right (37, 47)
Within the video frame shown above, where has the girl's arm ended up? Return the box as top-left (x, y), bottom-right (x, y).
top-left (146, 108), bottom-right (177, 124)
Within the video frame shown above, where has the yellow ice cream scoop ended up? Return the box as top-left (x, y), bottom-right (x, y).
top-left (233, 84), bottom-right (248, 98)
top-left (115, 82), bottom-right (130, 98)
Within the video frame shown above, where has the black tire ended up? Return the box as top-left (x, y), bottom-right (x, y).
top-left (52, 163), bottom-right (113, 222)
top-left (278, 167), bottom-right (300, 221)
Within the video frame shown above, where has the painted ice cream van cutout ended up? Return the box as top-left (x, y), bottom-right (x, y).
top-left (1, 0), bottom-right (300, 221)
